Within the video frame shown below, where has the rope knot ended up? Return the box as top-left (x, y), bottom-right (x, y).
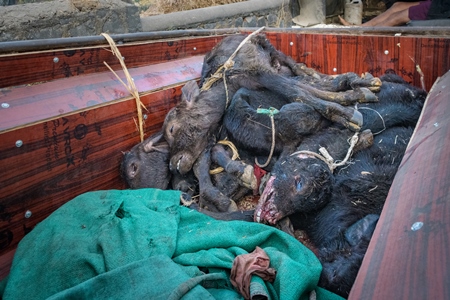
top-left (290, 131), bottom-right (360, 173)
top-left (224, 60), bottom-right (235, 70)
top-left (256, 107), bottom-right (279, 117)
top-left (255, 106), bottom-right (278, 168)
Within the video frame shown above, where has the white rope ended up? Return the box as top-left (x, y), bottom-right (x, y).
top-left (255, 114), bottom-right (276, 168)
top-left (290, 131), bottom-right (360, 172)
top-left (357, 106), bottom-right (386, 135)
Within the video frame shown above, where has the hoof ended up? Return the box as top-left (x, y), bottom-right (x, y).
top-left (238, 165), bottom-right (258, 190)
top-left (361, 72), bottom-right (374, 80)
top-left (227, 199), bottom-right (238, 212)
top-left (367, 77), bottom-right (382, 92)
top-left (345, 214), bottom-right (379, 246)
top-left (354, 74), bottom-right (382, 92)
top-left (180, 193), bottom-right (194, 206)
top-left (354, 129), bottom-right (374, 152)
top-left (359, 87), bottom-right (379, 103)
top-left (350, 109), bottom-right (363, 127)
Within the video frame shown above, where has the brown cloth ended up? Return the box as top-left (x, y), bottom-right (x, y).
top-left (230, 246), bottom-right (277, 299)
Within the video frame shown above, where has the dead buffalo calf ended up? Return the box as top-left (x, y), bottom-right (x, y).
top-left (358, 73), bottom-right (426, 134)
top-left (162, 80), bottom-right (228, 176)
top-left (255, 73), bottom-right (425, 224)
top-left (254, 126), bottom-right (374, 225)
top-left (120, 131), bottom-right (252, 212)
top-left (120, 132), bottom-right (171, 190)
top-left (120, 131), bottom-right (198, 196)
top-left (223, 87), bottom-right (330, 158)
top-left (163, 34), bottom-right (304, 177)
top-left (256, 126), bottom-right (414, 297)
top-left (310, 126), bottom-right (413, 297)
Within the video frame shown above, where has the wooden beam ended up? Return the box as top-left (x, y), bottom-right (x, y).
top-left (0, 36), bottom-right (221, 88)
top-left (0, 56), bottom-right (204, 132)
top-left (266, 32), bottom-right (449, 91)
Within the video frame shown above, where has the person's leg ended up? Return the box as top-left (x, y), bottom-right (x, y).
top-left (339, 1), bottom-right (420, 26)
top-left (369, 8), bottom-right (412, 26)
top-left (363, 1), bottom-right (421, 26)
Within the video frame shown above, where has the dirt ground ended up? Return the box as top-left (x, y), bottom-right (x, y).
top-left (139, 0), bottom-right (246, 16)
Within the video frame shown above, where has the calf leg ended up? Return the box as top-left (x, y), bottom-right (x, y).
top-left (318, 214), bottom-right (379, 298)
top-left (301, 98), bottom-right (363, 131)
top-left (353, 129), bottom-right (374, 153)
top-left (345, 214), bottom-right (379, 246)
top-left (297, 82), bottom-right (379, 105)
top-left (294, 64), bottom-right (382, 92)
top-left (257, 73), bottom-right (364, 131)
top-left (190, 203), bottom-right (255, 222)
top-left (193, 147), bottom-right (237, 212)
top-left (211, 144), bottom-right (257, 190)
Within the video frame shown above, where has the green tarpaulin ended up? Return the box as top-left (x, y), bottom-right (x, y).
top-left (1, 188), bottom-right (343, 300)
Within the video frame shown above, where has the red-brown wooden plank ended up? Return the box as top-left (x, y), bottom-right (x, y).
top-left (269, 33), bottom-right (449, 91)
top-left (0, 56), bottom-right (203, 132)
top-left (0, 250), bottom-right (15, 281)
top-left (394, 37), bottom-right (419, 85)
top-left (0, 86), bottom-right (183, 280)
top-left (0, 36), bottom-right (222, 89)
top-left (349, 71), bottom-right (450, 300)
top-left (414, 37), bottom-right (450, 91)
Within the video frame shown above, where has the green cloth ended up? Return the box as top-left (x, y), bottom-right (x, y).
top-left (0, 189), bottom-right (343, 300)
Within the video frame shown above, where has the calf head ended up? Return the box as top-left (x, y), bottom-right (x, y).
top-left (163, 80), bottom-right (226, 175)
top-left (121, 132), bottom-right (171, 189)
top-left (255, 154), bottom-right (333, 225)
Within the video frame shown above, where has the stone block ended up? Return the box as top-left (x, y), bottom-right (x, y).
top-left (0, 0), bottom-right (142, 42)
top-left (257, 16), bottom-right (267, 27)
top-left (267, 13), bottom-right (278, 26)
top-left (203, 23), bottom-right (215, 29)
top-left (243, 15), bottom-right (257, 27)
top-left (235, 16), bottom-right (243, 27)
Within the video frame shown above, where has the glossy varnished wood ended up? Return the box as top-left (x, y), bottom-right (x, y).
top-left (0, 87), bottom-right (184, 279)
top-left (0, 49), bottom-right (204, 279)
top-left (349, 71), bottom-right (450, 300)
top-left (0, 56), bottom-right (204, 132)
top-left (0, 36), bottom-right (222, 88)
top-left (265, 32), bottom-right (450, 91)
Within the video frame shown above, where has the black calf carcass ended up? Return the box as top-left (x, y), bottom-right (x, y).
top-left (120, 130), bottom-right (255, 212)
top-left (223, 87), bottom-right (330, 158)
top-left (255, 74), bottom-right (425, 225)
top-left (255, 125), bottom-right (415, 297)
top-left (120, 132), bottom-right (171, 190)
top-left (254, 74), bottom-right (425, 297)
top-left (162, 34), bottom-right (304, 177)
top-left (120, 131), bottom-right (199, 197)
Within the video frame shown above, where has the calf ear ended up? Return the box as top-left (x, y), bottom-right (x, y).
top-left (142, 132), bottom-right (169, 153)
top-left (181, 80), bottom-right (200, 108)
